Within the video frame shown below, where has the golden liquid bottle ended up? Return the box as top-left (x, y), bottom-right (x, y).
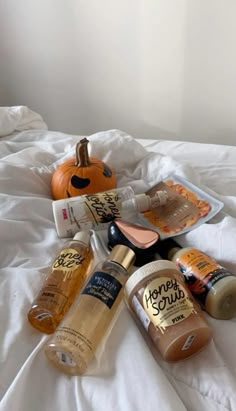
top-left (44, 244), bottom-right (136, 375)
top-left (28, 231), bottom-right (93, 334)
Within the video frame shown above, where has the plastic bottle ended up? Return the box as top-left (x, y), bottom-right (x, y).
top-left (28, 231), bottom-right (93, 334)
top-left (44, 244), bottom-right (136, 375)
top-left (124, 260), bottom-right (212, 362)
top-left (52, 186), bottom-right (169, 238)
top-left (156, 238), bottom-right (236, 320)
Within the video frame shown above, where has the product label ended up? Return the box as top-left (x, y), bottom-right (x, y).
top-left (132, 295), bottom-right (151, 331)
top-left (64, 202), bottom-right (93, 231)
top-left (56, 351), bottom-right (76, 367)
top-left (181, 334), bottom-right (195, 351)
top-left (65, 192), bottom-right (123, 231)
top-left (52, 325), bottom-right (94, 373)
top-left (82, 271), bottom-right (122, 309)
top-left (52, 248), bottom-right (85, 273)
top-left (143, 276), bottom-right (195, 333)
top-left (35, 312), bottom-right (53, 321)
top-left (176, 249), bottom-right (232, 304)
top-left (35, 248), bottom-right (88, 313)
top-left (36, 286), bottom-right (68, 313)
top-left (84, 192), bottom-right (122, 225)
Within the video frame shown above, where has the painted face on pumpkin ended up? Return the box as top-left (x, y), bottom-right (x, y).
top-left (51, 138), bottom-right (117, 200)
top-left (66, 163), bottom-right (113, 197)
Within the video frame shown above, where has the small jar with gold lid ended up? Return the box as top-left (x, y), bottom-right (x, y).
top-left (124, 260), bottom-right (212, 362)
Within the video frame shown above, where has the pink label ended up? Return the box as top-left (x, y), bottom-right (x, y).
top-left (62, 208), bottom-right (68, 220)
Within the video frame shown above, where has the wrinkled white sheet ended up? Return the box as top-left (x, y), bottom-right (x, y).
top-left (0, 105), bottom-right (48, 137)
top-left (1, 107), bottom-right (236, 411)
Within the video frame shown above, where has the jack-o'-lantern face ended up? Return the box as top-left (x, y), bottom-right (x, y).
top-left (51, 138), bottom-right (117, 200)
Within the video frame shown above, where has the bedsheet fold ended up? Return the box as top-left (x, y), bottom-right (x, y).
top-left (0, 106), bottom-right (47, 137)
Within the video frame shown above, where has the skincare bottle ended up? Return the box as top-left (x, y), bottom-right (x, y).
top-left (52, 185), bottom-right (168, 237)
top-left (157, 238), bottom-right (236, 320)
top-left (44, 244), bottom-right (136, 375)
top-left (124, 260), bottom-right (212, 362)
top-left (28, 231), bottom-right (93, 334)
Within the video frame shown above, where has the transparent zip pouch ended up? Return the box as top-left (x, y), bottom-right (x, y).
top-left (140, 174), bottom-right (224, 239)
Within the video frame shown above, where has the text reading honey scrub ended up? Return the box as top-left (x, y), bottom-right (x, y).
top-left (143, 277), bottom-right (195, 333)
top-left (124, 260), bottom-right (212, 362)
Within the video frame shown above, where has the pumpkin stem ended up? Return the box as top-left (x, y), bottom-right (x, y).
top-left (75, 138), bottom-right (91, 167)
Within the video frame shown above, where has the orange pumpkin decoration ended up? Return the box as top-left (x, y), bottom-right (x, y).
top-left (51, 137), bottom-right (117, 200)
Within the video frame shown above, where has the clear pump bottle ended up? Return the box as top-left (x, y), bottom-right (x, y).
top-left (52, 185), bottom-right (168, 237)
top-left (44, 244), bottom-right (136, 375)
top-left (28, 231), bottom-right (93, 334)
top-left (157, 238), bottom-right (236, 320)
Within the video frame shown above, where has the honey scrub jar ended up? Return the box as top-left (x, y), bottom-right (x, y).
top-left (124, 260), bottom-right (212, 362)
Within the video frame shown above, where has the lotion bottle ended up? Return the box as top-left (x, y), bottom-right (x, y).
top-left (28, 231), bottom-right (93, 334)
top-left (52, 186), bottom-right (168, 237)
top-left (157, 238), bottom-right (236, 320)
top-left (44, 244), bottom-right (136, 375)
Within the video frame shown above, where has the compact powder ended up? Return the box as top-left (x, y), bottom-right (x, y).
top-left (107, 219), bottom-right (160, 267)
top-left (115, 220), bottom-right (159, 249)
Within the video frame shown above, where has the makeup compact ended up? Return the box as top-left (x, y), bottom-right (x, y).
top-left (107, 219), bottom-right (160, 266)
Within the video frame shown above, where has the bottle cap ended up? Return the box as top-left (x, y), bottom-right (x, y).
top-left (73, 231), bottom-right (91, 245)
top-left (108, 244), bottom-right (136, 271)
top-left (135, 190), bottom-right (169, 213)
top-left (151, 190), bottom-right (169, 207)
top-left (125, 260), bottom-right (178, 299)
top-left (135, 194), bottom-right (151, 212)
top-left (107, 219), bottom-right (160, 267)
top-left (156, 238), bottom-right (182, 260)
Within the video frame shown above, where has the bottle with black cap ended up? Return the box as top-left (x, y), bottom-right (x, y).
top-left (157, 238), bottom-right (236, 320)
top-left (44, 244), bottom-right (136, 375)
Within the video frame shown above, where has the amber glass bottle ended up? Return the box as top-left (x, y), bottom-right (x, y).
top-left (28, 231), bottom-right (93, 334)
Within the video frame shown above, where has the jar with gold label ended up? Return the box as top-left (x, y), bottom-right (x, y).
top-left (124, 260), bottom-right (212, 362)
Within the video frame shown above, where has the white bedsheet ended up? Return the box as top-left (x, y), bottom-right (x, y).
top-left (1, 107), bottom-right (236, 411)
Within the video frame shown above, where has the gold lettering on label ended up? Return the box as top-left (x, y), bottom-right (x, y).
top-left (143, 277), bottom-right (195, 333)
top-left (52, 248), bottom-right (85, 274)
top-left (84, 192), bottom-right (122, 224)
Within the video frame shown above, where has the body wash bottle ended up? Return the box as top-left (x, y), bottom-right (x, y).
top-left (52, 185), bottom-right (168, 237)
top-left (28, 231), bottom-right (93, 334)
top-left (44, 244), bottom-right (136, 375)
top-left (157, 238), bottom-right (236, 320)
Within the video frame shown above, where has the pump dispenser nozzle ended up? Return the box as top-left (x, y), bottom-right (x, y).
top-left (150, 190), bottom-right (169, 207)
top-left (135, 190), bottom-right (168, 213)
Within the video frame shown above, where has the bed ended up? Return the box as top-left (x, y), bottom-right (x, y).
top-left (1, 106), bottom-right (236, 411)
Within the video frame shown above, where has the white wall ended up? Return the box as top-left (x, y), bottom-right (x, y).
top-left (1, 0), bottom-right (236, 145)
